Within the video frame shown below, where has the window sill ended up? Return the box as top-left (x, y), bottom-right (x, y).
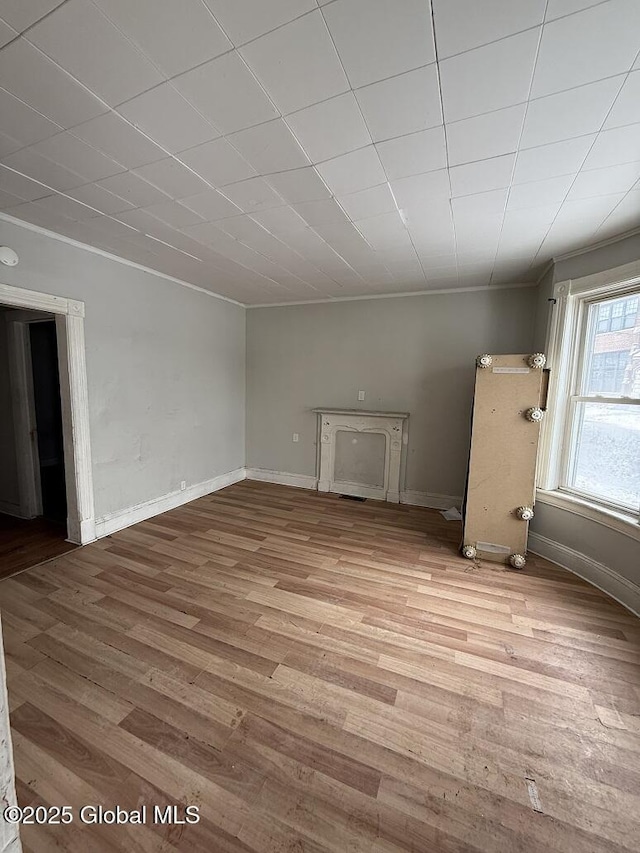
top-left (536, 489), bottom-right (640, 543)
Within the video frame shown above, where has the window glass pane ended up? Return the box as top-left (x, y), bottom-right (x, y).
top-left (567, 402), bottom-right (640, 510)
top-left (583, 292), bottom-right (640, 397)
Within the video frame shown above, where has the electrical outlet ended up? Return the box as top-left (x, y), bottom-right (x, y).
top-left (180, 480), bottom-right (186, 491)
top-left (292, 433), bottom-right (299, 442)
top-left (358, 390), bottom-right (365, 401)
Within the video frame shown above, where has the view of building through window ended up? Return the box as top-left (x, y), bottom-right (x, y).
top-left (566, 291), bottom-right (640, 511)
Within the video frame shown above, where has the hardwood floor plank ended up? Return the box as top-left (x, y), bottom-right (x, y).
top-left (1, 480), bottom-right (638, 852)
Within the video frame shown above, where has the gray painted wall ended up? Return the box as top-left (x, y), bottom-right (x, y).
top-left (530, 233), bottom-right (640, 590)
top-left (0, 313), bottom-right (20, 511)
top-left (0, 218), bottom-right (245, 520)
top-left (246, 287), bottom-right (538, 499)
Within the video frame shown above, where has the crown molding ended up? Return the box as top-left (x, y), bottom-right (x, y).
top-left (553, 226), bottom-right (640, 264)
top-left (246, 281), bottom-right (538, 309)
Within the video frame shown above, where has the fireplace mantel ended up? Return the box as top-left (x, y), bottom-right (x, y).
top-left (313, 408), bottom-right (409, 503)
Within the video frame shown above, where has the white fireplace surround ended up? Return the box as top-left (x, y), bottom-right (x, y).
top-left (313, 408), bottom-right (409, 503)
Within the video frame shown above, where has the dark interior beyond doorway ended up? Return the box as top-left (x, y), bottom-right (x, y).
top-left (29, 321), bottom-right (67, 524)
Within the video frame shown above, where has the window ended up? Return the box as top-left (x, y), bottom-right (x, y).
top-left (561, 289), bottom-right (640, 513)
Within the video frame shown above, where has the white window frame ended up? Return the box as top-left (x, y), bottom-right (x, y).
top-left (537, 260), bottom-right (640, 540)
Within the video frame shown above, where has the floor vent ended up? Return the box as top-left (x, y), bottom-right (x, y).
top-left (340, 494), bottom-right (366, 502)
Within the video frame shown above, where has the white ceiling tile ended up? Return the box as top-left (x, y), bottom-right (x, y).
top-left (178, 137), bottom-right (256, 187)
top-left (583, 122), bottom-right (640, 169)
top-left (0, 163), bottom-right (50, 200)
top-left (65, 181), bottom-right (135, 215)
top-left (34, 191), bottom-right (100, 219)
top-left (94, 0), bottom-right (231, 77)
top-left (390, 169), bottom-right (451, 210)
top-left (545, 0), bottom-right (608, 21)
top-left (316, 146), bottom-right (386, 195)
top-left (2, 147), bottom-right (85, 190)
top-left (567, 161), bottom-right (640, 199)
top-left (0, 39), bottom-right (106, 126)
top-left (173, 51), bottom-right (278, 134)
top-left (134, 157), bottom-right (210, 198)
top-left (0, 0), bottom-right (64, 31)
top-left (355, 65), bottom-right (442, 143)
top-left (452, 188), bottom-right (508, 217)
top-left (203, 0), bottom-right (315, 46)
top-left (450, 154), bottom-right (516, 197)
top-left (376, 127), bottom-right (447, 181)
top-left (31, 132), bottom-right (124, 182)
top-left (0, 86), bottom-right (61, 147)
top-left (520, 76), bottom-right (622, 148)
top-left (433, 0), bottom-right (546, 58)
top-left (143, 199), bottom-right (205, 229)
top-left (0, 131), bottom-right (22, 159)
top-left (70, 112), bottom-right (165, 169)
top-left (355, 210), bottom-right (411, 249)
top-left (266, 167), bottom-right (331, 203)
top-left (251, 206), bottom-right (308, 237)
top-left (337, 184), bottom-right (397, 221)
top-left (227, 119), bottom-right (309, 174)
top-left (502, 202), bottom-right (562, 229)
top-left (0, 18), bottom-right (17, 47)
top-left (0, 187), bottom-right (24, 208)
top-left (292, 198), bottom-right (351, 227)
top-left (323, 0), bottom-right (435, 88)
top-left (440, 29), bottom-right (540, 123)
top-left (604, 70), bottom-right (640, 130)
top-left (447, 104), bottom-right (526, 166)
top-left (118, 83), bottom-right (220, 154)
top-left (220, 176), bottom-right (286, 212)
top-left (180, 188), bottom-right (242, 221)
top-left (97, 171), bottom-right (172, 207)
top-left (507, 174), bottom-right (575, 209)
top-left (532, 0), bottom-right (640, 99)
top-left (286, 93), bottom-right (371, 163)
top-left (27, 0), bottom-right (163, 105)
top-left (514, 135), bottom-right (595, 183)
top-left (240, 11), bottom-right (348, 114)
top-left (554, 193), bottom-right (627, 224)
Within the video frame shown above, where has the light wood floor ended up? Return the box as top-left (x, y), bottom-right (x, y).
top-left (1, 480), bottom-right (639, 853)
top-left (0, 514), bottom-right (76, 581)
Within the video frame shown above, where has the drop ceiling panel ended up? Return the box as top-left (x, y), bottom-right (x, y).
top-left (286, 93), bottom-right (371, 164)
top-left (70, 112), bottom-right (166, 170)
top-left (203, 0), bottom-right (316, 47)
top-left (376, 126), bottom-right (447, 181)
top-left (0, 39), bottom-right (106, 126)
top-left (513, 135), bottom-right (596, 183)
top-left (27, 0), bottom-right (163, 105)
top-left (316, 146), bottom-right (386, 195)
top-left (440, 29), bottom-right (540, 123)
top-left (228, 119), bottom-right (310, 174)
top-left (447, 104), bottom-right (527, 166)
top-left (173, 51), bottom-right (278, 134)
top-left (118, 83), bottom-right (220, 154)
top-left (1, 0), bottom-right (638, 303)
top-left (531, 0), bottom-right (640, 98)
top-left (432, 0), bottom-right (547, 58)
top-left (323, 0), bottom-right (435, 88)
top-left (240, 11), bottom-right (348, 114)
top-left (520, 76), bottom-right (624, 148)
top-left (94, 0), bottom-right (231, 78)
top-left (178, 138), bottom-right (256, 187)
top-left (355, 65), bottom-right (442, 143)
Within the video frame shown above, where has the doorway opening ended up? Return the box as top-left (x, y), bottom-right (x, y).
top-left (1, 307), bottom-right (77, 578)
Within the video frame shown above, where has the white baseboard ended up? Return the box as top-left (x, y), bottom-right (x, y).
top-left (245, 468), bottom-right (318, 490)
top-left (400, 490), bottom-right (462, 510)
top-left (94, 467), bottom-right (247, 539)
top-left (528, 532), bottom-right (640, 618)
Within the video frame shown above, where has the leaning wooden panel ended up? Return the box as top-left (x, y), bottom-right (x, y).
top-left (462, 353), bottom-right (546, 567)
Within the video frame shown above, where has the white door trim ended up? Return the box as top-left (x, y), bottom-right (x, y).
top-left (1, 282), bottom-right (95, 544)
